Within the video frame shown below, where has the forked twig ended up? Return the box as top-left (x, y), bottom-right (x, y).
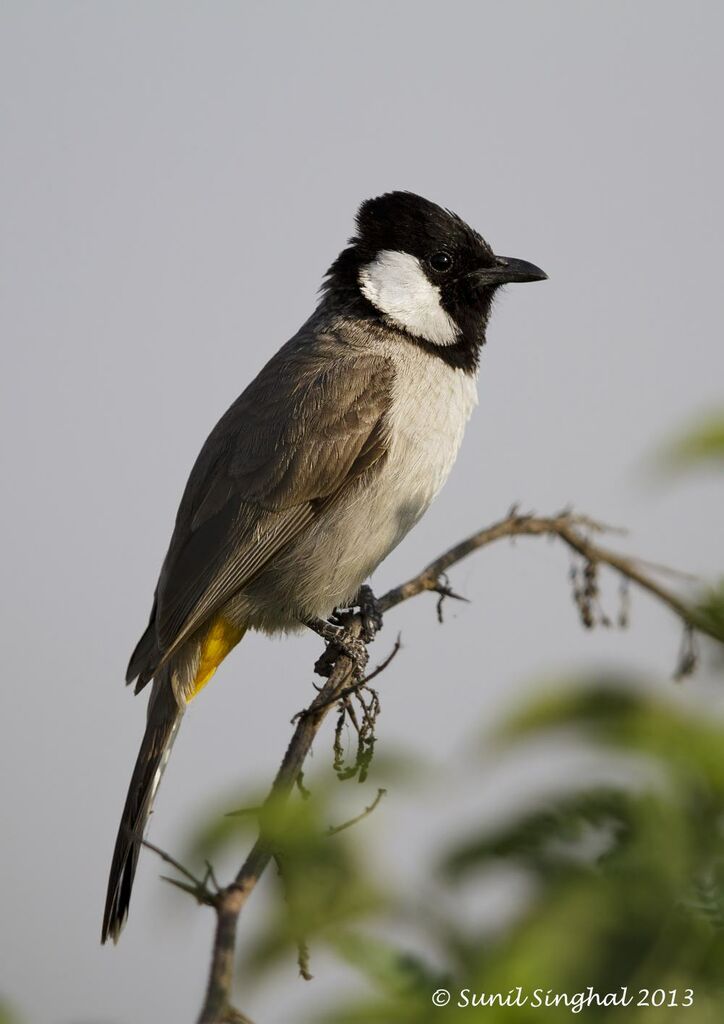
top-left (327, 788), bottom-right (387, 837)
top-left (194, 508), bottom-right (719, 1023)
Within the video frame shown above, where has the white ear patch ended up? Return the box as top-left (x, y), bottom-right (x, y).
top-left (359, 250), bottom-right (460, 346)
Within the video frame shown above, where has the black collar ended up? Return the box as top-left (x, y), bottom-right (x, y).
top-left (321, 287), bottom-right (483, 375)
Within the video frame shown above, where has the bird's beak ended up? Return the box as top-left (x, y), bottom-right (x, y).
top-left (473, 256), bottom-right (548, 285)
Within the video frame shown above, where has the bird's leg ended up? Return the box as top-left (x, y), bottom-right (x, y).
top-left (304, 617), bottom-right (369, 679)
top-left (354, 584), bottom-right (384, 643)
top-left (330, 585), bottom-right (384, 643)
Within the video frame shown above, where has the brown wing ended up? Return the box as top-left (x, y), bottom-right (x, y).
top-left (127, 328), bottom-right (393, 687)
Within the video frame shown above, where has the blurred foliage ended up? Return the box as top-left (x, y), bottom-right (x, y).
top-left (656, 407), bottom-right (724, 648)
top-left (244, 790), bottom-right (385, 975)
top-left (658, 408), bottom-right (724, 652)
top-left (691, 582), bottom-right (724, 647)
top-left (185, 779), bottom-right (392, 978)
top-left (184, 750), bottom-right (428, 869)
top-left (179, 410), bottom-right (724, 1022)
top-left (657, 410), bottom-right (724, 472)
top-left (303, 681), bottom-right (724, 1022)
top-left (181, 674), bottom-right (724, 1023)
top-left (0, 1002), bottom-right (23, 1024)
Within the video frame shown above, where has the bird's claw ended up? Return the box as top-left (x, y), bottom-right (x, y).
top-left (331, 585), bottom-right (384, 643)
top-left (356, 584), bottom-right (384, 643)
top-left (312, 623), bottom-right (369, 679)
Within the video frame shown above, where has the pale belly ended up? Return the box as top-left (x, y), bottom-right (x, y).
top-left (234, 351), bottom-right (478, 633)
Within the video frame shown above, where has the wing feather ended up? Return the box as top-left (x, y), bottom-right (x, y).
top-left (129, 328), bottom-right (394, 683)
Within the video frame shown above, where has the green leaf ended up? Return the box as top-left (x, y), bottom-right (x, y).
top-left (690, 581), bottom-right (724, 645)
top-left (658, 411), bottom-right (724, 471)
top-left (496, 679), bottom-right (724, 790)
top-left (330, 930), bottom-right (445, 997)
top-left (440, 787), bottom-right (633, 880)
top-left (0, 1001), bottom-right (23, 1024)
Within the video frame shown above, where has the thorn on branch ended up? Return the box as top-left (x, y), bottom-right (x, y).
top-left (433, 572), bottom-right (470, 624)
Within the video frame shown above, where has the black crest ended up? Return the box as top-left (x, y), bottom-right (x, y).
top-left (323, 191), bottom-right (506, 373)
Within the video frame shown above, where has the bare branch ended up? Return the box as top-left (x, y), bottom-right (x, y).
top-left (194, 508), bottom-right (720, 1023)
top-left (197, 621), bottom-right (361, 1023)
top-left (379, 510), bottom-right (714, 641)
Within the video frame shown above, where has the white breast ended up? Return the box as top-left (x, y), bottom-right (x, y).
top-left (381, 345), bottom-right (478, 538)
top-left (239, 343), bottom-right (478, 629)
top-left (308, 344), bottom-right (478, 605)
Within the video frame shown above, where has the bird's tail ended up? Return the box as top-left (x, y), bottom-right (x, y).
top-left (102, 675), bottom-right (183, 944)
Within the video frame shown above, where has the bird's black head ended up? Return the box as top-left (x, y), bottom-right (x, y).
top-left (324, 191), bottom-right (546, 372)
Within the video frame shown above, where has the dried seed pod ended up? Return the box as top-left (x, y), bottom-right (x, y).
top-left (618, 577), bottom-right (631, 629)
top-left (674, 624), bottom-right (698, 681)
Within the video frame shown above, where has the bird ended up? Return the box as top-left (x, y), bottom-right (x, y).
top-left (102, 190), bottom-right (546, 943)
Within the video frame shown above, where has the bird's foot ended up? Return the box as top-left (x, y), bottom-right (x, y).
top-left (355, 584), bottom-right (384, 643)
top-left (331, 585), bottom-right (384, 643)
top-left (304, 617), bottom-right (369, 679)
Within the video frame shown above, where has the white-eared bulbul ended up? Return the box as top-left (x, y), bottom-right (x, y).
top-left (102, 190), bottom-right (546, 942)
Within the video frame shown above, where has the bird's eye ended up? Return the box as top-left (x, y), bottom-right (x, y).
top-left (428, 251), bottom-right (454, 273)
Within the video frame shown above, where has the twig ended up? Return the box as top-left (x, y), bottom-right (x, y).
top-left (291, 634), bottom-right (402, 722)
top-left (379, 511), bottom-right (714, 641)
top-left (140, 838), bottom-right (217, 907)
top-left (327, 788), bottom-right (387, 837)
top-left (361, 635), bottom-right (403, 684)
top-left (195, 508), bottom-right (720, 1023)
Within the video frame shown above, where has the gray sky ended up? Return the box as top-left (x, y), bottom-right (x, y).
top-left (2, 2), bottom-right (723, 1022)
